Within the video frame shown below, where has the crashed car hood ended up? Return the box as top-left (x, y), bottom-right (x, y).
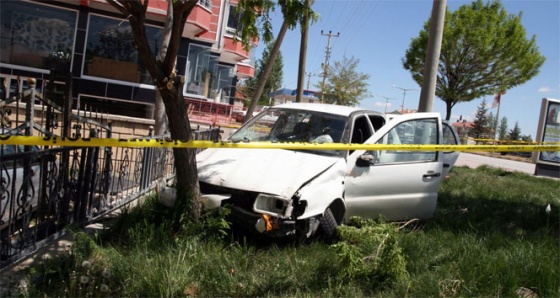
top-left (197, 148), bottom-right (339, 197)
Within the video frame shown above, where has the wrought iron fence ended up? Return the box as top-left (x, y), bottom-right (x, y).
top-left (0, 77), bottom-right (220, 269)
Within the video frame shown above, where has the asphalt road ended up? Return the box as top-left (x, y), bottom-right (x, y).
top-left (455, 152), bottom-right (536, 175)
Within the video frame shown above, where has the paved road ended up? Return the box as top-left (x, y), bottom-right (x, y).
top-left (455, 152), bottom-right (536, 175)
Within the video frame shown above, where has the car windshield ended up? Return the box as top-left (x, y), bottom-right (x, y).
top-left (230, 108), bottom-right (349, 157)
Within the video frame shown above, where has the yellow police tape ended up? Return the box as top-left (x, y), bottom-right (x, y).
top-left (1, 135), bottom-right (559, 152)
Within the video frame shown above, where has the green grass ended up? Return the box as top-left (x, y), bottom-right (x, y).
top-left (21, 165), bottom-right (560, 297)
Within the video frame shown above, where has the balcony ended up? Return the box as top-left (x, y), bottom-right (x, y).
top-left (220, 35), bottom-right (249, 64)
top-left (183, 4), bottom-right (211, 38)
top-left (236, 63), bottom-right (255, 79)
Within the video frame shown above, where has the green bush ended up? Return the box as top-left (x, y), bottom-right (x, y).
top-left (331, 217), bottom-right (408, 289)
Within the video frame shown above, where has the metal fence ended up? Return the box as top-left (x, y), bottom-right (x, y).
top-left (0, 77), bottom-right (220, 269)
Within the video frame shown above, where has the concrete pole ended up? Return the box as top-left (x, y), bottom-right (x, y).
top-left (296, 0), bottom-right (310, 102)
top-left (418, 0), bottom-right (447, 112)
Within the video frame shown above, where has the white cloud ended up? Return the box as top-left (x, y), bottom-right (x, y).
top-left (373, 101), bottom-right (386, 107)
top-left (538, 86), bottom-right (553, 93)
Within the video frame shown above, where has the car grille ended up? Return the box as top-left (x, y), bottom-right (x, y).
top-left (199, 181), bottom-right (259, 210)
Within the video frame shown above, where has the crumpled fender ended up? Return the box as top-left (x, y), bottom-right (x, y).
top-left (294, 159), bottom-right (347, 220)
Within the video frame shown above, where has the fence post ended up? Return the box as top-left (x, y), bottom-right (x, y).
top-left (76, 128), bottom-right (97, 225)
top-left (139, 126), bottom-right (154, 190)
top-left (100, 122), bottom-right (112, 205)
top-left (17, 78), bottom-right (38, 246)
top-left (58, 74), bottom-right (73, 225)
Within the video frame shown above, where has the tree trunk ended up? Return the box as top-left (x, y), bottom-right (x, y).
top-left (107, 0), bottom-right (201, 220)
top-left (445, 99), bottom-right (453, 120)
top-left (154, 91), bottom-right (168, 136)
top-left (244, 20), bottom-right (289, 123)
top-left (159, 80), bottom-right (201, 220)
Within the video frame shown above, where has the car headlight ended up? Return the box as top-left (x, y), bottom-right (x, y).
top-left (253, 194), bottom-right (292, 218)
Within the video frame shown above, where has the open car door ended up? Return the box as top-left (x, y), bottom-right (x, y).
top-left (344, 113), bottom-right (446, 222)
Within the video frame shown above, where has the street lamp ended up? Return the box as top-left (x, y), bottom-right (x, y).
top-left (375, 95), bottom-right (397, 113)
top-left (392, 85), bottom-right (418, 113)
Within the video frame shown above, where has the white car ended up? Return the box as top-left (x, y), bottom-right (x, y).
top-left (197, 103), bottom-right (460, 238)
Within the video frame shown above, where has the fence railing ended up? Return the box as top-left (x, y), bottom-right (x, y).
top-left (0, 77), bottom-right (221, 269)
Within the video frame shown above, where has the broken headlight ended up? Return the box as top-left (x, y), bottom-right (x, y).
top-left (253, 194), bottom-right (293, 218)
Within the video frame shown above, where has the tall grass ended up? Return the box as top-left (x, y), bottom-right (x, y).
top-left (396, 165), bottom-right (559, 297)
top-left (22, 165), bottom-right (559, 297)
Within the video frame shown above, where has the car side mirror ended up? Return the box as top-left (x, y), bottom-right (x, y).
top-left (356, 153), bottom-right (374, 167)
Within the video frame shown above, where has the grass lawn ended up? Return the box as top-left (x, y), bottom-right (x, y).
top-left (22, 165), bottom-right (559, 297)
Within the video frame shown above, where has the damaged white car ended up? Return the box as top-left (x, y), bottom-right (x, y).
top-left (197, 103), bottom-right (459, 238)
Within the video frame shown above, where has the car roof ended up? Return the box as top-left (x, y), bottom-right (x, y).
top-left (272, 103), bottom-right (382, 117)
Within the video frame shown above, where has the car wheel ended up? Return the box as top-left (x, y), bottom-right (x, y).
top-left (319, 208), bottom-right (337, 239)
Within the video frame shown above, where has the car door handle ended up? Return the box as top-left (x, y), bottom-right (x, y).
top-left (443, 163), bottom-right (450, 168)
top-left (423, 172), bottom-right (441, 178)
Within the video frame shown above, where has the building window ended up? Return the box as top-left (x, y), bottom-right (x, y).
top-left (0, 1), bottom-right (76, 71)
top-left (185, 44), bottom-right (218, 99)
top-left (198, 0), bottom-right (212, 10)
top-left (84, 15), bottom-right (162, 84)
top-left (185, 44), bottom-right (233, 103)
top-left (211, 65), bottom-right (234, 103)
top-left (226, 4), bottom-right (243, 35)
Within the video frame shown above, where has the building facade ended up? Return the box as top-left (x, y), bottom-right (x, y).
top-left (0, 0), bottom-right (256, 120)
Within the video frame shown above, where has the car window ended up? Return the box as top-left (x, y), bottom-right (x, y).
top-left (230, 108), bottom-right (348, 157)
top-left (442, 122), bottom-right (459, 145)
top-left (351, 116), bottom-right (373, 144)
top-left (371, 118), bottom-right (438, 165)
top-left (368, 114), bottom-right (386, 132)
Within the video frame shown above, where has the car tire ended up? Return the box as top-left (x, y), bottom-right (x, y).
top-left (319, 208), bottom-right (337, 239)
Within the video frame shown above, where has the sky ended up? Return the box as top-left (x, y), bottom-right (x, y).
top-left (252, 0), bottom-right (560, 139)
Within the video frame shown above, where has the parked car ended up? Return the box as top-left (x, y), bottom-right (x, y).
top-left (196, 103), bottom-right (460, 238)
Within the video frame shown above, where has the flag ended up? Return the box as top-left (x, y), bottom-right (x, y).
top-left (492, 91), bottom-right (506, 108)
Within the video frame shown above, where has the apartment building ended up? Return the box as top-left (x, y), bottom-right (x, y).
top-left (0, 0), bottom-right (256, 120)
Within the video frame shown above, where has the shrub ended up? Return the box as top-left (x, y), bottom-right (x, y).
top-left (331, 217), bottom-right (408, 290)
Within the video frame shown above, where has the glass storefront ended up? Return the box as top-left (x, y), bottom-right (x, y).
top-left (185, 44), bottom-right (233, 103)
top-left (84, 15), bottom-right (162, 84)
top-left (0, 1), bottom-right (77, 71)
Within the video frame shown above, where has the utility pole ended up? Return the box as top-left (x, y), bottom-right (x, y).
top-left (320, 30), bottom-right (339, 103)
top-left (376, 95), bottom-right (397, 114)
top-left (392, 85), bottom-right (418, 113)
top-left (296, 0), bottom-right (310, 102)
top-left (305, 72), bottom-right (316, 90)
top-left (418, 0), bottom-right (447, 112)
top-left (493, 91), bottom-right (506, 140)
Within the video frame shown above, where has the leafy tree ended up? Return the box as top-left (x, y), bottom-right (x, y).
top-left (318, 55), bottom-right (371, 106)
top-left (507, 121), bottom-right (522, 141)
top-left (486, 111), bottom-right (495, 131)
top-left (403, 0), bottom-right (545, 120)
top-left (105, 0), bottom-right (278, 220)
top-left (520, 134), bottom-right (532, 143)
top-left (244, 42), bottom-right (284, 106)
top-left (498, 116), bottom-right (508, 141)
top-left (470, 98), bottom-right (491, 141)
